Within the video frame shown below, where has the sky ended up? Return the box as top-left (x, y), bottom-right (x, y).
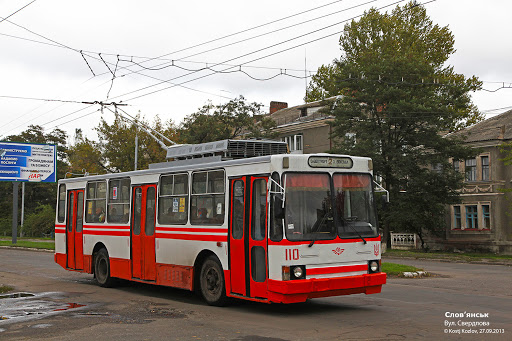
top-left (0, 0), bottom-right (511, 144)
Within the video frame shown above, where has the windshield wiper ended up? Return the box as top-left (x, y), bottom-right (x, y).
top-left (308, 212), bottom-right (330, 247)
top-left (343, 217), bottom-right (367, 244)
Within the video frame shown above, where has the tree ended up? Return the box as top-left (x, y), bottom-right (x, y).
top-left (307, 2), bottom-right (482, 248)
top-left (68, 129), bottom-right (105, 176)
top-left (96, 114), bottom-right (178, 172)
top-left (179, 96), bottom-right (276, 144)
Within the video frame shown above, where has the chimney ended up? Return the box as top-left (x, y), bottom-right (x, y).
top-left (270, 101), bottom-right (288, 114)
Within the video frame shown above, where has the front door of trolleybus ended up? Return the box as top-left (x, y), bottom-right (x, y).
top-left (66, 189), bottom-right (84, 270)
top-left (229, 176), bottom-right (268, 299)
top-left (131, 185), bottom-right (157, 281)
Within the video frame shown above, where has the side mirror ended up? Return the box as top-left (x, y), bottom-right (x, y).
top-left (273, 194), bottom-right (285, 219)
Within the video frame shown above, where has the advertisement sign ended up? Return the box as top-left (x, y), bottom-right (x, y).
top-left (0, 142), bottom-right (57, 183)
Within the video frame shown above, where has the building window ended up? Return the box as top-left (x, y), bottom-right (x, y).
top-left (453, 206), bottom-right (461, 229)
top-left (465, 205), bottom-right (478, 229)
top-left (432, 163), bottom-right (442, 174)
top-left (159, 173), bottom-right (188, 225)
top-left (451, 203), bottom-right (491, 231)
top-left (465, 158), bottom-right (476, 182)
top-left (481, 156), bottom-right (489, 181)
top-left (482, 205), bottom-right (490, 229)
top-left (453, 160), bottom-right (460, 173)
top-left (281, 134), bottom-right (303, 153)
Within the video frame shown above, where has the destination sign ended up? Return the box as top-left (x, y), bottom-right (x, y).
top-left (0, 142), bottom-right (56, 182)
top-left (308, 156), bottom-right (353, 168)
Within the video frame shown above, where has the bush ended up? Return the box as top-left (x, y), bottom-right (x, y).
top-left (23, 204), bottom-right (55, 237)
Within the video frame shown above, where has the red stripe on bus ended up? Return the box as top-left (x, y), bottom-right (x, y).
top-left (308, 264), bottom-right (368, 276)
top-left (155, 233), bottom-right (227, 242)
top-left (156, 227), bottom-right (228, 234)
top-left (83, 230), bottom-right (130, 236)
top-left (55, 224), bottom-right (66, 228)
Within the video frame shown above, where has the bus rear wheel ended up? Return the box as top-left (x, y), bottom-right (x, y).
top-left (200, 256), bottom-right (228, 306)
top-left (94, 248), bottom-right (116, 288)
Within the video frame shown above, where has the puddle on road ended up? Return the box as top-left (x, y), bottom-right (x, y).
top-left (0, 292), bottom-right (86, 324)
top-left (0, 293), bottom-right (35, 299)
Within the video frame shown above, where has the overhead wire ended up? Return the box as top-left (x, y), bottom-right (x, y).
top-left (0, 0), bottom-right (37, 24)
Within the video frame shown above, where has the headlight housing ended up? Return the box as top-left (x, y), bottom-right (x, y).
top-left (282, 265), bottom-right (306, 280)
top-left (368, 260), bottom-right (380, 274)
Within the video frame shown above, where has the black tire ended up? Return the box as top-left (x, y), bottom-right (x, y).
top-left (94, 248), bottom-right (116, 288)
top-left (200, 256), bottom-right (228, 306)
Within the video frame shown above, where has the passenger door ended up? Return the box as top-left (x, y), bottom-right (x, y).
top-left (131, 185), bottom-right (157, 281)
top-left (229, 176), bottom-right (268, 299)
top-left (66, 190), bottom-right (84, 270)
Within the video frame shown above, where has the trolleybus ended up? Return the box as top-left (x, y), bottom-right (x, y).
top-left (55, 139), bottom-right (386, 305)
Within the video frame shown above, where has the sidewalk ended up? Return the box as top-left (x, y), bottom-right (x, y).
top-left (382, 249), bottom-right (512, 266)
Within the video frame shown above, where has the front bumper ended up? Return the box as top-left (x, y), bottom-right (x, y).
top-left (267, 272), bottom-right (387, 304)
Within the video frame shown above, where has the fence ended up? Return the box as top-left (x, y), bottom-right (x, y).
top-left (390, 233), bottom-right (419, 250)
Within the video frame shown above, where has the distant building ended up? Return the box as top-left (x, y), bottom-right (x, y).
top-left (441, 110), bottom-right (512, 254)
top-left (268, 99), bottom-right (334, 154)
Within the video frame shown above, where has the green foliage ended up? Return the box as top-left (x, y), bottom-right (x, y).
top-left (307, 2), bottom-right (483, 245)
top-left (179, 96), bottom-right (276, 144)
top-left (381, 262), bottom-right (422, 276)
top-left (22, 204), bottom-right (55, 237)
top-left (67, 129), bottom-right (105, 176)
top-left (499, 141), bottom-right (512, 166)
top-left (95, 114), bottom-right (178, 172)
top-left (0, 285), bottom-right (14, 294)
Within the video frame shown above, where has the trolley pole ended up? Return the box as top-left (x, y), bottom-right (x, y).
top-left (134, 130), bottom-right (138, 171)
top-left (12, 181), bottom-right (19, 244)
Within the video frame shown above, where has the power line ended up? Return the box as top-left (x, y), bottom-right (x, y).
top-left (0, 0), bottom-right (37, 24)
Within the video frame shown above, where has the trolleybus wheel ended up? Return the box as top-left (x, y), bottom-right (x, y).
top-left (94, 248), bottom-right (116, 288)
top-left (200, 256), bottom-right (228, 306)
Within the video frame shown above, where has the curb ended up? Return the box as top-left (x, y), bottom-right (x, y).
top-left (0, 246), bottom-right (54, 253)
top-left (382, 254), bottom-right (512, 266)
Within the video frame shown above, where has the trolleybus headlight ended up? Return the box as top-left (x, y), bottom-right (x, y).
top-left (369, 260), bottom-right (380, 273)
top-left (293, 266), bottom-right (303, 278)
top-left (282, 265), bottom-right (306, 280)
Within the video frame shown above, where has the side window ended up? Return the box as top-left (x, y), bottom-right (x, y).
top-left (145, 187), bottom-right (156, 236)
top-left (191, 170), bottom-right (225, 225)
top-left (251, 179), bottom-right (267, 241)
top-left (159, 173), bottom-right (188, 225)
top-left (232, 180), bottom-right (244, 239)
top-left (108, 178), bottom-right (131, 223)
top-left (133, 188), bottom-right (142, 235)
top-left (270, 172), bottom-right (283, 242)
top-left (57, 184), bottom-right (66, 223)
top-left (85, 181), bottom-right (107, 223)
top-left (76, 192), bottom-right (84, 232)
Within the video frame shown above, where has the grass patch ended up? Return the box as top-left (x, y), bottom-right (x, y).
top-left (0, 285), bottom-right (14, 294)
top-left (382, 262), bottom-right (422, 277)
top-left (384, 249), bottom-right (512, 262)
top-left (0, 240), bottom-right (54, 250)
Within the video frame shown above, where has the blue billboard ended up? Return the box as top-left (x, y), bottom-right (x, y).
top-left (0, 142), bottom-right (56, 183)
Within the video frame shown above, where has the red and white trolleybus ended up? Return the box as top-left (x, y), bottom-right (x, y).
top-left (55, 139), bottom-right (386, 305)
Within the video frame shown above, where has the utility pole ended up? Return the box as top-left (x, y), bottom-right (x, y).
top-left (12, 181), bottom-right (18, 244)
top-left (20, 182), bottom-right (25, 237)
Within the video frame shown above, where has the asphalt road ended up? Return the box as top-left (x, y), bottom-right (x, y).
top-left (0, 248), bottom-right (510, 340)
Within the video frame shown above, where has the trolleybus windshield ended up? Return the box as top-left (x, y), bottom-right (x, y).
top-left (284, 173), bottom-right (378, 242)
